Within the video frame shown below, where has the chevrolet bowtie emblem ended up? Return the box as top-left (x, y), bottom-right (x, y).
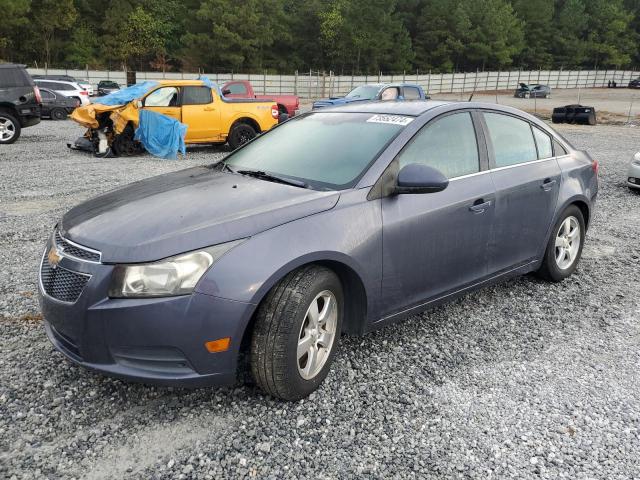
top-left (48, 248), bottom-right (62, 268)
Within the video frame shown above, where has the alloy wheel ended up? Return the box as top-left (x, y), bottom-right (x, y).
top-left (297, 290), bottom-right (338, 380)
top-left (555, 216), bottom-right (580, 270)
top-left (0, 117), bottom-right (16, 142)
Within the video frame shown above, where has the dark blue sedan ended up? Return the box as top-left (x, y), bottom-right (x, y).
top-left (39, 101), bottom-right (598, 400)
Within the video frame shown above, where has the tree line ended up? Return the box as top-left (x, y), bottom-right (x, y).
top-left (1, 0), bottom-right (639, 74)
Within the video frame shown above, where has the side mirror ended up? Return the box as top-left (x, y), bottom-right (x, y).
top-left (221, 88), bottom-right (231, 96)
top-left (395, 163), bottom-right (449, 194)
top-left (136, 100), bottom-right (143, 108)
top-left (634, 152), bottom-right (640, 163)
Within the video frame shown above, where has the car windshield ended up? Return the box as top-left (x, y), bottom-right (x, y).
top-left (345, 86), bottom-right (381, 99)
top-left (223, 112), bottom-right (410, 190)
top-left (101, 81), bottom-right (119, 88)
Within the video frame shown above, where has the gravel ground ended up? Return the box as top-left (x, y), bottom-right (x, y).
top-left (1, 119), bottom-right (639, 479)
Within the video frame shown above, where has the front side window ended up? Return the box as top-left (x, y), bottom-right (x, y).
top-left (145, 87), bottom-right (179, 107)
top-left (397, 112), bottom-right (480, 179)
top-left (182, 86), bottom-right (212, 105)
top-left (532, 126), bottom-right (553, 159)
top-left (403, 87), bottom-right (421, 100)
top-left (484, 112), bottom-right (538, 167)
top-left (224, 112), bottom-right (408, 190)
top-left (380, 87), bottom-right (399, 100)
top-left (226, 83), bottom-right (247, 95)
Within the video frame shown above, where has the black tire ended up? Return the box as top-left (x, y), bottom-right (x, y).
top-left (0, 110), bottom-right (21, 144)
top-left (50, 108), bottom-right (67, 120)
top-left (277, 104), bottom-right (287, 115)
top-left (537, 205), bottom-right (585, 282)
top-left (251, 265), bottom-right (343, 401)
top-left (228, 123), bottom-right (257, 150)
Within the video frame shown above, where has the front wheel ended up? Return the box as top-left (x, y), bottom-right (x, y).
top-left (250, 265), bottom-right (343, 401)
top-left (537, 205), bottom-right (585, 282)
top-left (228, 123), bottom-right (257, 150)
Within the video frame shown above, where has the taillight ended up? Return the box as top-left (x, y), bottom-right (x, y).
top-left (592, 159), bottom-right (599, 175)
top-left (271, 105), bottom-right (279, 119)
top-left (34, 86), bottom-right (42, 103)
top-left (80, 91), bottom-right (89, 96)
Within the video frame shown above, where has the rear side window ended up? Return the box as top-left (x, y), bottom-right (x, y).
top-left (403, 87), bottom-right (421, 100)
top-left (41, 90), bottom-right (55, 100)
top-left (532, 126), bottom-right (553, 159)
top-left (226, 83), bottom-right (247, 94)
top-left (0, 67), bottom-right (30, 87)
top-left (182, 86), bottom-right (212, 105)
top-left (397, 112), bottom-right (480, 178)
top-left (484, 112), bottom-right (538, 167)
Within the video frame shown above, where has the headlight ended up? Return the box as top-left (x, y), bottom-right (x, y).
top-left (109, 240), bottom-right (243, 298)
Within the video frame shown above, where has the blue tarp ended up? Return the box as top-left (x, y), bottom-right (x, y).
top-left (134, 109), bottom-right (187, 160)
top-left (94, 81), bottom-right (159, 106)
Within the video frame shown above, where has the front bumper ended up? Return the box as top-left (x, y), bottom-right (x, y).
top-left (38, 236), bottom-right (254, 387)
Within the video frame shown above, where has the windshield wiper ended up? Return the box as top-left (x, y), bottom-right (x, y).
top-left (237, 169), bottom-right (308, 188)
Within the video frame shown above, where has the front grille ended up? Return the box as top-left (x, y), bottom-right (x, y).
top-left (40, 260), bottom-right (90, 303)
top-left (55, 230), bottom-right (101, 262)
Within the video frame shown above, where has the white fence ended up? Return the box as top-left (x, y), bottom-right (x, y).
top-left (27, 68), bottom-right (640, 99)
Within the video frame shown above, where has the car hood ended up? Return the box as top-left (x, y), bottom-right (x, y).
top-left (312, 97), bottom-right (369, 108)
top-left (60, 166), bottom-right (340, 263)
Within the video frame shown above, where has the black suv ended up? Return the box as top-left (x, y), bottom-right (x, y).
top-left (0, 64), bottom-right (41, 144)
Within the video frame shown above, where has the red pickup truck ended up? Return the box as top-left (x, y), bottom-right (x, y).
top-left (222, 80), bottom-right (299, 117)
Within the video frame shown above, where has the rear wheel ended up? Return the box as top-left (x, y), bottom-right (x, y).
top-left (537, 205), bottom-right (585, 282)
top-left (228, 123), bottom-right (257, 150)
top-left (50, 108), bottom-right (67, 120)
top-left (0, 111), bottom-right (20, 144)
top-left (250, 265), bottom-right (343, 401)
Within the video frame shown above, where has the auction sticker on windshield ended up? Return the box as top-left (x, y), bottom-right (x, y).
top-left (366, 114), bottom-right (414, 126)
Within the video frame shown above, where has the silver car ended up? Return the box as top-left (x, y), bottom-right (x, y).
top-left (628, 152), bottom-right (640, 190)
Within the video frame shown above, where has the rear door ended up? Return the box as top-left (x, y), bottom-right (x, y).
top-left (143, 86), bottom-right (182, 122)
top-left (180, 86), bottom-right (220, 142)
top-left (380, 111), bottom-right (495, 316)
top-left (481, 111), bottom-right (561, 273)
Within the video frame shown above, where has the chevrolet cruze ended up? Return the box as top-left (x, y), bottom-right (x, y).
top-left (39, 101), bottom-right (598, 400)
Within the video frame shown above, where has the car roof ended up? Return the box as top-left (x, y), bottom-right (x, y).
top-left (158, 79), bottom-right (210, 86)
top-left (34, 78), bottom-right (79, 86)
top-left (316, 100), bottom-right (451, 116)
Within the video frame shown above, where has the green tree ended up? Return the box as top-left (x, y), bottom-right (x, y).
top-left (0, 0), bottom-right (31, 61)
top-left (584, 0), bottom-right (636, 68)
top-left (30, 0), bottom-right (77, 66)
top-left (512, 0), bottom-right (554, 68)
top-left (457, 0), bottom-right (525, 70)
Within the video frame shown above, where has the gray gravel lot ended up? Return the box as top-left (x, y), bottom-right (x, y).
top-left (1, 119), bottom-right (640, 479)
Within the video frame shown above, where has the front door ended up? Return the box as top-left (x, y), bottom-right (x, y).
top-left (482, 112), bottom-right (561, 273)
top-left (180, 86), bottom-right (221, 142)
top-left (380, 111), bottom-right (495, 317)
top-left (143, 86), bottom-right (182, 122)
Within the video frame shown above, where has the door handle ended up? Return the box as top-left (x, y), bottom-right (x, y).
top-left (469, 199), bottom-right (492, 214)
top-left (540, 178), bottom-right (557, 191)
top-left (204, 106), bottom-right (216, 111)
